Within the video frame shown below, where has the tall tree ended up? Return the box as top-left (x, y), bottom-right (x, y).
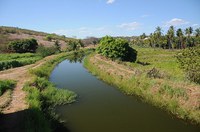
top-left (195, 28), bottom-right (200, 37)
top-left (176, 28), bottom-right (184, 49)
top-left (185, 27), bottom-right (194, 47)
top-left (166, 26), bottom-right (175, 49)
top-left (154, 26), bottom-right (162, 47)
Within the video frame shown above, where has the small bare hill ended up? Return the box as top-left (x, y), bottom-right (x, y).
top-left (0, 26), bottom-right (75, 52)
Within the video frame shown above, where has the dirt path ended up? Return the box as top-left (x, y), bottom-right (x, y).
top-left (0, 55), bottom-right (57, 114)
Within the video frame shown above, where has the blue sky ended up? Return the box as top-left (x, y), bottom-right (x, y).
top-left (0, 0), bottom-right (200, 38)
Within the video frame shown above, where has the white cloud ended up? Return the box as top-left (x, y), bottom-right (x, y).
top-left (163, 18), bottom-right (189, 27)
top-left (118, 22), bottom-right (141, 30)
top-left (106, 0), bottom-right (115, 4)
top-left (53, 26), bottom-right (112, 39)
top-left (192, 24), bottom-right (199, 27)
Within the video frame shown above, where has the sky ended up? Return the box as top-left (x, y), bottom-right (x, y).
top-left (0, 0), bottom-right (200, 38)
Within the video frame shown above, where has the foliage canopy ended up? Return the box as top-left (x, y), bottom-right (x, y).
top-left (97, 36), bottom-right (137, 62)
top-left (8, 38), bottom-right (38, 53)
top-left (176, 47), bottom-right (200, 84)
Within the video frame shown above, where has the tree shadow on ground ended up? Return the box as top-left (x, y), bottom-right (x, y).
top-left (0, 109), bottom-right (71, 132)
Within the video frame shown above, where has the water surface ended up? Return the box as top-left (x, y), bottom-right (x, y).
top-left (50, 60), bottom-right (199, 132)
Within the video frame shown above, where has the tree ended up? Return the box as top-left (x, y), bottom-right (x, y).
top-left (67, 39), bottom-right (84, 51)
top-left (45, 35), bottom-right (53, 41)
top-left (176, 47), bottom-right (200, 84)
top-left (8, 38), bottom-right (38, 53)
top-left (176, 28), bottom-right (184, 49)
top-left (185, 27), bottom-right (194, 47)
top-left (194, 28), bottom-right (200, 46)
top-left (54, 40), bottom-right (61, 52)
top-left (97, 36), bottom-right (137, 62)
top-left (195, 28), bottom-right (200, 37)
top-left (154, 26), bottom-right (162, 47)
top-left (166, 26), bottom-right (175, 49)
top-left (140, 33), bottom-right (147, 39)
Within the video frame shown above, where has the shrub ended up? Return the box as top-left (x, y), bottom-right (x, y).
top-left (66, 39), bottom-right (84, 51)
top-left (147, 68), bottom-right (163, 79)
top-left (36, 45), bottom-right (58, 57)
top-left (45, 35), bottom-right (53, 41)
top-left (8, 38), bottom-right (38, 53)
top-left (176, 47), bottom-right (200, 84)
top-left (96, 36), bottom-right (137, 62)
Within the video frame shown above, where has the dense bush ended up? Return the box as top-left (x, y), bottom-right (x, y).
top-left (36, 45), bottom-right (58, 57)
top-left (45, 35), bottom-right (53, 41)
top-left (97, 36), bottom-right (137, 62)
top-left (0, 80), bottom-right (16, 96)
top-left (66, 39), bottom-right (84, 51)
top-left (8, 38), bottom-right (38, 53)
top-left (176, 47), bottom-right (200, 84)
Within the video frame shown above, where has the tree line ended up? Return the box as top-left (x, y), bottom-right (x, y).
top-left (131, 26), bottom-right (200, 49)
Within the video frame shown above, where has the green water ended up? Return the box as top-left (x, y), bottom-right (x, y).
top-left (50, 60), bottom-right (200, 132)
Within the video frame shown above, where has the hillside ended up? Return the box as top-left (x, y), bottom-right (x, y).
top-left (0, 26), bottom-right (75, 53)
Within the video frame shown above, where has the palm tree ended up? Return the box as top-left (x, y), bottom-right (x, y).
top-left (154, 26), bottom-right (162, 47)
top-left (195, 28), bottom-right (200, 37)
top-left (185, 27), bottom-right (193, 37)
top-left (176, 28), bottom-right (183, 49)
top-left (185, 27), bottom-right (193, 47)
top-left (167, 26), bottom-right (175, 49)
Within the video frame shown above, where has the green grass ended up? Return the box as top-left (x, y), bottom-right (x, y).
top-left (0, 53), bottom-right (42, 71)
top-left (0, 80), bottom-right (16, 96)
top-left (126, 47), bottom-right (184, 81)
top-left (84, 48), bottom-right (200, 124)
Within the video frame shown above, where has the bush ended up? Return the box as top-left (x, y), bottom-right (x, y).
top-left (45, 35), bottom-right (53, 41)
top-left (36, 45), bottom-right (58, 57)
top-left (176, 47), bottom-right (200, 84)
top-left (8, 38), bottom-right (38, 53)
top-left (0, 80), bottom-right (16, 96)
top-left (66, 39), bottom-right (84, 51)
top-left (96, 36), bottom-right (137, 62)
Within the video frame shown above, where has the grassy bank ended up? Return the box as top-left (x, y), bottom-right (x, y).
top-left (0, 80), bottom-right (16, 111)
top-left (84, 47), bottom-right (200, 124)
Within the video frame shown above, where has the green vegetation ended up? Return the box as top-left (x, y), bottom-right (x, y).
top-left (84, 47), bottom-right (200, 124)
top-left (176, 47), bottom-right (200, 84)
top-left (66, 39), bottom-right (84, 51)
top-left (0, 80), bottom-right (16, 96)
top-left (8, 38), bottom-right (38, 53)
top-left (131, 26), bottom-right (200, 49)
top-left (97, 36), bottom-right (137, 62)
top-left (0, 53), bottom-right (42, 71)
top-left (36, 45), bottom-right (59, 57)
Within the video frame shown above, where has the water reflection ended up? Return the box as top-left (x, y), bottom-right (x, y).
top-left (67, 52), bottom-right (84, 63)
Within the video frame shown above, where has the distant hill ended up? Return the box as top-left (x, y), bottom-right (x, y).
top-left (0, 26), bottom-right (75, 53)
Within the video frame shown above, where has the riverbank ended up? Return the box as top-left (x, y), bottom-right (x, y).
top-left (84, 47), bottom-right (200, 125)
